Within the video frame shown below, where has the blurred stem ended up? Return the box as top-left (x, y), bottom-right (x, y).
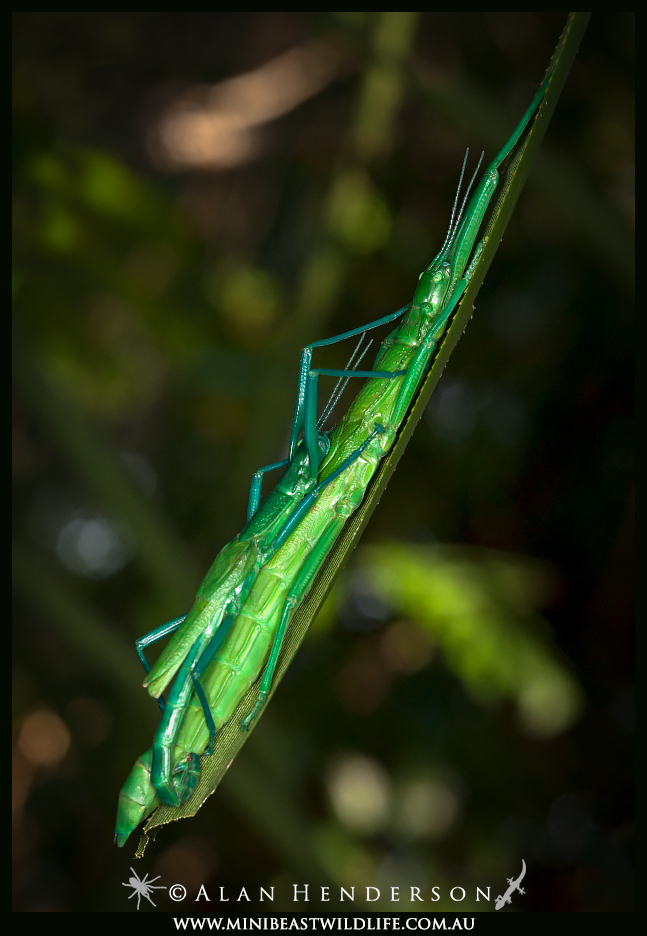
top-left (221, 13), bottom-right (421, 534)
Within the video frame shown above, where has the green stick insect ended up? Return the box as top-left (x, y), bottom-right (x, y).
top-left (115, 72), bottom-right (552, 848)
top-left (115, 317), bottom-right (409, 843)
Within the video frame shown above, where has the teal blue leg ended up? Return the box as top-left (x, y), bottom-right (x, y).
top-left (136, 614), bottom-right (188, 712)
top-left (288, 305), bottom-right (410, 466)
top-left (190, 677), bottom-right (216, 754)
top-left (245, 319), bottom-right (402, 521)
top-left (247, 459), bottom-right (289, 522)
top-left (152, 636), bottom-right (204, 806)
top-left (247, 319), bottom-right (402, 523)
top-left (151, 607), bottom-right (239, 804)
top-left (491, 72), bottom-right (552, 171)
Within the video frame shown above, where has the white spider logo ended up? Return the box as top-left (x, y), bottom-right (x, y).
top-left (122, 867), bottom-right (166, 910)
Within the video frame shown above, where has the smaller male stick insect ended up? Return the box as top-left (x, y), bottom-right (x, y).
top-left (116, 69), bottom-right (553, 848)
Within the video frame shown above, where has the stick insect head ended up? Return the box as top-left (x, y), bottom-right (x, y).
top-left (412, 257), bottom-right (453, 319)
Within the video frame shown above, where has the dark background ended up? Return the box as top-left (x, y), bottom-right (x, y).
top-left (12, 13), bottom-right (633, 913)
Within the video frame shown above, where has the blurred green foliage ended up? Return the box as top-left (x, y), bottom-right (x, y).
top-left (13, 12), bottom-right (632, 913)
top-left (357, 544), bottom-right (582, 737)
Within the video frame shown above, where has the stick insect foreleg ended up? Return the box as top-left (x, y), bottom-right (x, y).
top-left (288, 306), bottom-right (410, 468)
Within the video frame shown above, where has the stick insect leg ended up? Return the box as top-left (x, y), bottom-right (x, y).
top-left (190, 678), bottom-right (216, 755)
top-left (242, 512), bottom-right (347, 732)
top-left (246, 335), bottom-right (372, 516)
top-left (441, 74), bottom-right (552, 294)
top-left (151, 604), bottom-right (241, 803)
top-left (288, 305), bottom-right (410, 462)
top-left (302, 363), bottom-right (406, 478)
top-left (151, 637), bottom-right (203, 804)
top-left (247, 459), bottom-right (289, 522)
top-left (136, 615), bottom-right (188, 712)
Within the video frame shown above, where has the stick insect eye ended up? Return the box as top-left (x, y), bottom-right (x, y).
top-left (433, 272), bottom-right (443, 283)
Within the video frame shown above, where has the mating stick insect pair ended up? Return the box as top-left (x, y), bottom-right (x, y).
top-left (115, 74), bottom-right (553, 848)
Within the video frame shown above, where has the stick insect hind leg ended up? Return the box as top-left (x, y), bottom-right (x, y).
top-left (127, 605), bottom-right (244, 807)
top-left (117, 603), bottom-right (244, 830)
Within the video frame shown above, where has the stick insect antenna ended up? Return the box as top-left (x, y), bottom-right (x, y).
top-left (438, 148), bottom-right (470, 256)
top-left (449, 150), bottom-right (485, 242)
top-left (317, 332), bottom-right (366, 430)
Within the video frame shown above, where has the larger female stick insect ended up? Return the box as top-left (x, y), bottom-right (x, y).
top-left (115, 72), bottom-right (552, 848)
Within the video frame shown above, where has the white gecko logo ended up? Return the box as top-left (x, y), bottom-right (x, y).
top-left (495, 859), bottom-right (526, 910)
